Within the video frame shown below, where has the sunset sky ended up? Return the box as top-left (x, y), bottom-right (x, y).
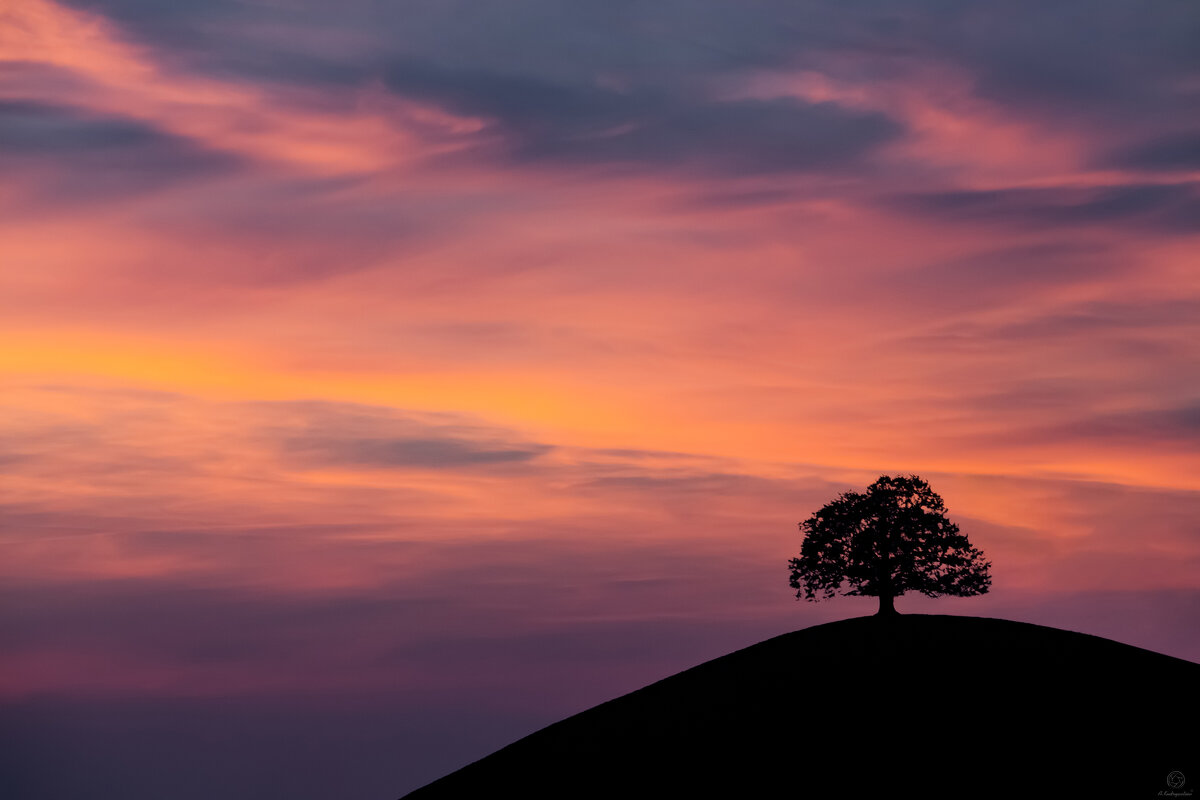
top-left (3, 1), bottom-right (1199, 796)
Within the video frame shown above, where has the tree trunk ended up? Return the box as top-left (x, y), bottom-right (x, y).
top-left (876, 591), bottom-right (897, 616)
top-left (877, 527), bottom-right (897, 616)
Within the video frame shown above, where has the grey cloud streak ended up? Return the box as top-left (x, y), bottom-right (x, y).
top-left (0, 100), bottom-right (240, 205)
top-left (889, 183), bottom-right (1200, 235)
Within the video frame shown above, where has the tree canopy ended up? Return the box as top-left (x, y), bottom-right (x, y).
top-left (788, 475), bottom-right (991, 615)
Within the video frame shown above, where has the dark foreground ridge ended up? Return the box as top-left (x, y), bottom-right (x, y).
top-left (401, 615), bottom-right (1197, 798)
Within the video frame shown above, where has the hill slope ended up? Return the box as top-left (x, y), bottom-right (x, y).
top-left (401, 615), bottom-right (1197, 798)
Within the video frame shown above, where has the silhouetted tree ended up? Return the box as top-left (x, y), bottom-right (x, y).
top-left (788, 475), bottom-right (990, 616)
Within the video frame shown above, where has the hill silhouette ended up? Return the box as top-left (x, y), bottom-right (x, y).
top-left (401, 615), bottom-right (1196, 798)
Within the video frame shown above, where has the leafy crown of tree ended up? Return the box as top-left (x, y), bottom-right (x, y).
top-left (788, 474), bottom-right (991, 614)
